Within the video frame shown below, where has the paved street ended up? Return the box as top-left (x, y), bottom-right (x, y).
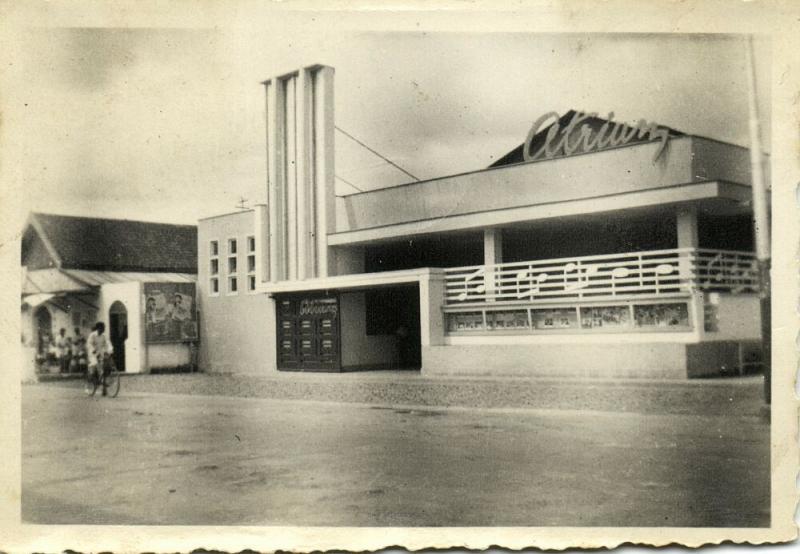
top-left (22, 380), bottom-right (770, 527)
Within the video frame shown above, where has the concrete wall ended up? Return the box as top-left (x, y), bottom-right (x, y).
top-left (690, 138), bottom-right (753, 187)
top-left (148, 343), bottom-right (191, 369)
top-left (337, 138), bottom-right (705, 233)
top-left (422, 343), bottom-right (689, 379)
top-left (423, 339), bottom-right (750, 379)
top-left (340, 292), bottom-right (397, 369)
top-left (99, 281), bottom-right (144, 373)
top-left (705, 293), bottom-right (762, 341)
top-left (198, 210), bottom-right (276, 373)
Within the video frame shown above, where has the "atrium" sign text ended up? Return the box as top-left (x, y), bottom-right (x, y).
top-left (523, 111), bottom-right (671, 163)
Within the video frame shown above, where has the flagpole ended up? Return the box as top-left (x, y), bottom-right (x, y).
top-left (744, 35), bottom-right (771, 404)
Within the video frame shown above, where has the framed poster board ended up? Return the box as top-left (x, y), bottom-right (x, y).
top-left (144, 282), bottom-right (198, 343)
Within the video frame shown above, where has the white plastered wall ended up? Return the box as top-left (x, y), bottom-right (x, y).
top-left (99, 281), bottom-right (144, 373)
top-left (339, 292), bottom-right (397, 368)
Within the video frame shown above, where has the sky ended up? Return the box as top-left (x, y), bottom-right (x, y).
top-left (5, 28), bottom-right (771, 225)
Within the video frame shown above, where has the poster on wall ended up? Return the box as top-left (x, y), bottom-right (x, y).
top-left (143, 282), bottom-right (198, 343)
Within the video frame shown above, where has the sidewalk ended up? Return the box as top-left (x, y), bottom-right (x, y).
top-left (35, 370), bottom-right (768, 417)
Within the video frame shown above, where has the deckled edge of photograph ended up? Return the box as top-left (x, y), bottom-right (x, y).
top-left (0, 0), bottom-right (797, 552)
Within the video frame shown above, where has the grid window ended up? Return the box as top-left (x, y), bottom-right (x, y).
top-left (228, 276), bottom-right (238, 293)
top-left (248, 275), bottom-right (256, 291)
top-left (209, 239), bottom-right (220, 296)
top-left (228, 238), bottom-right (237, 255)
top-left (228, 256), bottom-right (237, 273)
top-left (247, 235), bottom-right (255, 252)
top-left (247, 254), bottom-right (256, 273)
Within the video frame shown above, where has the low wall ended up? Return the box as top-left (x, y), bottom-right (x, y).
top-left (147, 343), bottom-right (192, 370)
top-left (423, 340), bottom-right (755, 379)
top-left (422, 343), bottom-right (689, 379)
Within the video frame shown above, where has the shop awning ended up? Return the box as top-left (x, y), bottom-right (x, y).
top-left (23, 268), bottom-right (93, 295)
top-left (23, 267), bottom-right (196, 295)
top-left (21, 293), bottom-right (56, 308)
top-left (62, 269), bottom-right (196, 286)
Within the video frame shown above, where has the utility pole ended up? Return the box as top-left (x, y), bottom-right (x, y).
top-left (744, 35), bottom-right (771, 404)
top-left (236, 196), bottom-right (249, 211)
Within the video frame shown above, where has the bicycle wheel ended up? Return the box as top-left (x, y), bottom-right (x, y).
top-left (104, 371), bottom-right (120, 398)
top-left (84, 376), bottom-right (98, 397)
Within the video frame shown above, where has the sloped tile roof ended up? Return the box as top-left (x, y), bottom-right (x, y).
top-left (30, 213), bottom-right (197, 273)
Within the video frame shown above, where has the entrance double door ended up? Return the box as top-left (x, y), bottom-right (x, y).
top-left (277, 295), bottom-right (340, 371)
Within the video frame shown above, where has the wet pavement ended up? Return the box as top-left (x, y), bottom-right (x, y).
top-left (22, 379), bottom-right (770, 527)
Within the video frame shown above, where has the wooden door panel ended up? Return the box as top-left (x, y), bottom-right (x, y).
top-left (276, 295), bottom-right (340, 371)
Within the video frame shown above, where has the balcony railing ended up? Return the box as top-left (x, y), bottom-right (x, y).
top-left (443, 248), bottom-right (759, 306)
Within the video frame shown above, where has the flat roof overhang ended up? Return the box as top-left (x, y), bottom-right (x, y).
top-left (260, 267), bottom-right (442, 295)
top-left (327, 180), bottom-right (754, 247)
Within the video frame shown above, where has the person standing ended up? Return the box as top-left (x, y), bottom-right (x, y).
top-left (55, 328), bottom-right (71, 373)
top-left (71, 327), bottom-right (86, 372)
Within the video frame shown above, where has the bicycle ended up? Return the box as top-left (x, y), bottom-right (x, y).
top-left (84, 354), bottom-right (121, 398)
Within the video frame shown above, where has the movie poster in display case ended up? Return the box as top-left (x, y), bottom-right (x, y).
top-left (486, 310), bottom-right (530, 330)
top-left (531, 307), bottom-right (578, 330)
top-left (446, 311), bottom-right (484, 332)
top-left (579, 305), bottom-right (631, 329)
top-left (633, 303), bottom-right (690, 328)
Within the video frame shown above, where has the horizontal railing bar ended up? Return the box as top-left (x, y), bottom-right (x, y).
top-left (446, 286), bottom-right (687, 300)
top-left (442, 248), bottom-right (759, 305)
top-left (443, 248), bottom-right (757, 274)
top-left (446, 275), bottom-right (690, 288)
top-left (444, 294), bottom-right (696, 309)
top-left (441, 248), bottom-right (694, 273)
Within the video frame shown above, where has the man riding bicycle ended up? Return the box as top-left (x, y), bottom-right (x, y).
top-left (87, 322), bottom-right (114, 396)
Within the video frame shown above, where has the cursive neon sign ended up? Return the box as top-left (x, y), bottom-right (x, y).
top-left (523, 111), bottom-right (671, 163)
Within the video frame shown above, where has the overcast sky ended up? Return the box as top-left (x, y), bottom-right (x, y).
top-left (7, 29), bottom-right (770, 225)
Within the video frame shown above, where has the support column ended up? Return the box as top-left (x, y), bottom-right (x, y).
top-left (254, 204), bottom-right (270, 283)
top-left (266, 79), bottom-right (286, 282)
top-left (483, 228), bottom-right (503, 301)
top-left (676, 206), bottom-right (699, 287)
top-left (419, 270), bottom-right (446, 347)
top-left (314, 66), bottom-right (336, 277)
top-left (265, 65), bottom-right (334, 282)
top-left (285, 75), bottom-right (298, 281)
top-left (295, 69), bottom-right (312, 280)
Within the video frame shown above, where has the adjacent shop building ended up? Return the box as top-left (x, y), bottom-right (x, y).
top-left (21, 213), bottom-right (199, 377)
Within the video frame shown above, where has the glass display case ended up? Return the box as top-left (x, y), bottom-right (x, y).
top-left (446, 311), bottom-right (485, 332)
top-left (633, 303), bottom-right (690, 328)
top-left (445, 301), bottom-right (691, 334)
top-left (579, 305), bottom-right (631, 329)
top-left (486, 310), bottom-right (529, 330)
top-left (531, 307), bottom-right (578, 330)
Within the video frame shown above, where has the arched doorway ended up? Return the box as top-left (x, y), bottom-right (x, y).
top-left (34, 306), bottom-right (52, 357)
top-left (109, 301), bottom-right (128, 371)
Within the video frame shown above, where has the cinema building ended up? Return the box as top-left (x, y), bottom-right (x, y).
top-left (197, 64), bottom-right (765, 378)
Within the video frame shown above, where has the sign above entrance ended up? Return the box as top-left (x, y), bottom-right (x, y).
top-left (523, 111), bottom-right (671, 163)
